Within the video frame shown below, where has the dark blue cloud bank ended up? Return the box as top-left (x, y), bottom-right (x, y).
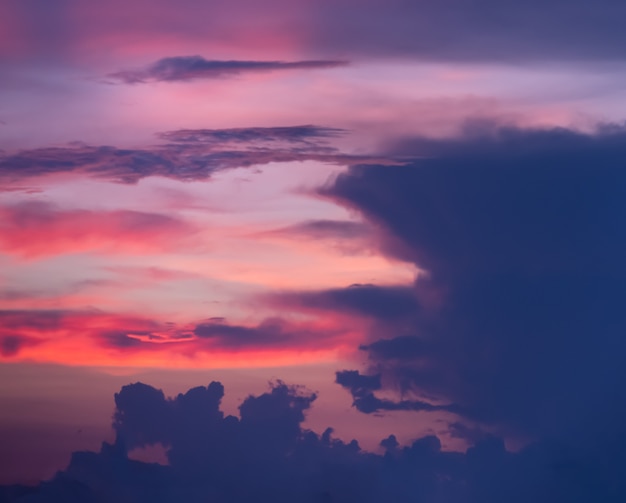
top-left (4, 123), bottom-right (626, 502)
top-left (108, 56), bottom-right (348, 83)
top-left (321, 123), bottom-right (626, 499)
top-left (3, 380), bottom-right (625, 503)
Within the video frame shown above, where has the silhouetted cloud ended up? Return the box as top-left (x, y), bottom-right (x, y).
top-left (5, 380), bottom-right (626, 502)
top-left (322, 123), bottom-right (626, 446)
top-left (0, 125), bottom-right (366, 185)
top-left (336, 369), bottom-right (459, 414)
top-left (109, 56), bottom-right (348, 83)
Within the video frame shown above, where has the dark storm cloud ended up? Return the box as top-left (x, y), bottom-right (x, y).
top-left (7, 380), bottom-right (626, 502)
top-left (0, 125), bottom-right (363, 185)
top-left (108, 56), bottom-right (348, 83)
top-left (322, 123), bottom-right (626, 445)
top-left (273, 283), bottom-right (419, 320)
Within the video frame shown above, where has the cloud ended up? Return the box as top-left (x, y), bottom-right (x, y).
top-left (0, 308), bottom-right (348, 365)
top-left (0, 201), bottom-right (194, 258)
top-left (193, 318), bottom-right (294, 348)
top-left (306, 0), bottom-right (626, 62)
top-left (0, 125), bottom-right (361, 185)
top-left (336, 369), bottom-right (459, 414)
top-left (5, 380), bottom-right (626, 502)
top-left (321, 122), bottom-right (626, 446)
top-left (276, 220), bottom-right (370, 239)
top-left (0, 334), bottom-right (39, 357)
top-left (272, 283), bottom-right (420, 321)
top-left (257, 219), bottom-right (379, 256)
top-left (108, 56), bottom-right (348, 83)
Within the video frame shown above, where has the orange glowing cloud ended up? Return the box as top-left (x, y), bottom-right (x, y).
top-left (0, 308), bottom-right (362, 369)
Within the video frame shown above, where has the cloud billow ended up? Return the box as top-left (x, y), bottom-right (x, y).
top-left (4, 380), bottom-right (626, 502)
top-left (322, 124), bottom-right (626, 449)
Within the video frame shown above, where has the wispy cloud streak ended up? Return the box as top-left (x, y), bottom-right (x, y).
top-left (0, 125), bottom-right (363, 185)
top-left (109, 56), bottom-right (348, 83)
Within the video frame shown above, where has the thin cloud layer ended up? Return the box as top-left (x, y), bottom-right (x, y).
top-left (0, 201), bottom-right (194, 258)
top-left (109, 56), bottom-right (348, 83)
top-left (323, 124), bottom-right (626, 448)
top-left (0, 125), bottom-right (355, 185)
top-left (4, 380), bottom-right (625, 502)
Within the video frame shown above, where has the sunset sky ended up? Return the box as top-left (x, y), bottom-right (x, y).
top-left (2, 1), bottom-right (626, 501)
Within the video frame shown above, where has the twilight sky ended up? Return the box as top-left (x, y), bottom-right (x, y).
top-left (2, 1), bottom-right (626, 502)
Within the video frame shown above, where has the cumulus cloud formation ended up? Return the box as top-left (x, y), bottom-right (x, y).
top-left (322, 123), bottom-right (626, 447)
top-left (0, 125), bottom-right (359, 185)
top-left (4, 380), bottom-right (626, 502)
top-left (4, 1), bottom-right (625, 63)
top-left (108, 56), bottom-right (348, 83)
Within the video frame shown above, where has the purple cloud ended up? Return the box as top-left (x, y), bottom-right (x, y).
top-left (109, 56), bottom-right (348, 83)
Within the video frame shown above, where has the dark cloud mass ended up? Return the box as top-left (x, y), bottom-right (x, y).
top-left (109, 56), bottom-right (348, 83)
top-left (322, 124), bottom-right (626, 449)
top-left (308, 0), bottom-right (626, 61)
top-left (0, 125), bottom-right (357, 185)
top-left (193, 318), bottom-right (292, 348)
top-left (274, 283), bottom-right (420, 320)
top-left (4, 380), bottom-right (626, 502)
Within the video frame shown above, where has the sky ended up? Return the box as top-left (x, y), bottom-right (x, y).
top-left (2, 1), bottom-right (626, 502)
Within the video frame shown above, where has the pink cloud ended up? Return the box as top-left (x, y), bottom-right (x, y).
top-left (0, 201), bottom-right (195, 259)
